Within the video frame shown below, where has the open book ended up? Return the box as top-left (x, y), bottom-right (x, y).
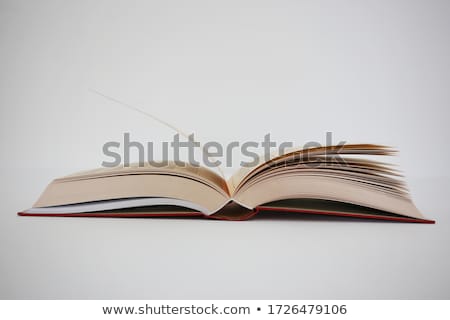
top-left (18, 144), bottom-right (433, 223)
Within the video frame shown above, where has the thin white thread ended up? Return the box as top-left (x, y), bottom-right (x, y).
top-left (89, 88), bottom-right (226, 179)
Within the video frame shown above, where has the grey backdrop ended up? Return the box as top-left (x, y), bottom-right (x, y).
top-left (1, 0), bottom-right (449, 298)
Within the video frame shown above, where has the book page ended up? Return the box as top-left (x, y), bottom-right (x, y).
top-left (233, 174), bottom-right (425, 220)
top-left (34, 171), bottom-right (230, 214)
top-left (228, 144), bottom-right (393, 195)
top-left (60, 161), bottom-right (229, 195)
top-left (25, 198), bottom-right (208, 214)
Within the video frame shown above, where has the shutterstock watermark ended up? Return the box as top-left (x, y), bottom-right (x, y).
top-left (102, 132), bottom-right (347, 168)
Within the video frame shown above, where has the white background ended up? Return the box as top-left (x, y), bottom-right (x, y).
top-left (1, 0), bottom-right (449, 298)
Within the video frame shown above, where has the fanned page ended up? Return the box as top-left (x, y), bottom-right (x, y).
top-left (228, 144), bottom-right (394, 193)
top-left (230, 144), bottom-right (427, 220)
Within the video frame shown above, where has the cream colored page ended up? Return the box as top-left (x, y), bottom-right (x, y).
top-left (233, 175), bottom-right (425, 220)
top-left (35, 174), bottom-right (230, 214)
top-left (228, 147), bottom-right (292, 194)
top-left (59, 161), bottom-right (229, 196)
top-left (228, 144), bottom-right (394, 195)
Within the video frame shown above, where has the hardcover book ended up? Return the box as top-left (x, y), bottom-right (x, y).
top-left (18, 144), bottom-right (434, 223)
